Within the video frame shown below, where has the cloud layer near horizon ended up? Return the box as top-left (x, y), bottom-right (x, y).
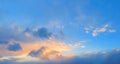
top-left (0, 49), bottom-right (120, 64)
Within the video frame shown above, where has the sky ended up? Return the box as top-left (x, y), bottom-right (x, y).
top-left (0, 0), bottom-right (120, 64)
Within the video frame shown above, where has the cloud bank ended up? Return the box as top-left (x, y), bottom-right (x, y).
top-left (1, 49), bottom-right (120, 64)
top-left (0, 25), bottom-right (85, 63)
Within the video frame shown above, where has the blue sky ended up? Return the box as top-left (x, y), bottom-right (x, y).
top-left (0, 0), bottom-right (120, 64)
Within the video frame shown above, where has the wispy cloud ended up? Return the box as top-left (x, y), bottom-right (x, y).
top-left (109, 29), bottom-right (116, 32)
top-left (92, 24), bottom-right (109, 36)
top-left (84, 26), bottom-right (94, 34)
top-left (48, 20), bottom-right (64, 30)
top-left (84, 24), bottom-right (116, 37)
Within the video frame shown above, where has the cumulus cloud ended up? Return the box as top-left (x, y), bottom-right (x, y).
top-left (33, 27), bottom-right (53, 39)
top-left (0, 25), bottom-right (66, 44)
top-left (0, 26), bottom-right (54, 43)
top-left (29, 46), bottom-right (46, 57)
top-left (7, 43), bottom-right (22, 51)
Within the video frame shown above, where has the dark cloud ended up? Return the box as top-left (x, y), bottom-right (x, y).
top-left (7, 43), bottom-right (22, 51)
top-left (56, 49), bottom-right (120, 64)
top-left (32, 27), bottom-right (65, 40)
top-left (0, 26), bottom-right (64, 43)
top-left (105, 49), bottom-right (120, 64)
top-left (29, 46), bottom-right (46, 57)
top-left (24, 28), bottom-right (31, 33)
top-left (33, 27), bottom-right (52, 39)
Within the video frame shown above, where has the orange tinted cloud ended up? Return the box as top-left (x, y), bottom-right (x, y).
top-left (0, 40), bottom-right (85, 62)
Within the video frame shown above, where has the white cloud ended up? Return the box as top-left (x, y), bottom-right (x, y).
top-left (109, 29), bottom-right (116, 32)
top-left (91, 24), bottom-right (117, 37)
top-left (92, 24), bottom-right (109, 37)
top-left (48, 20), bottom-right (64, 29)
top-left (84, 27), bottom-right (89, 34)
top-left (84, 26), bottom-right (94, 34)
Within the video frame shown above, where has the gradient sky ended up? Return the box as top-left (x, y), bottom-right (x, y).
top-left (0, 0), bottom-right (120, 64)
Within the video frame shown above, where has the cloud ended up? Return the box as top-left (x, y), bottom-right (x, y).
top-left (0, 39), bottom-right (84, 62)
top-left (0, 25), bottom-right (86, 63)
top-left (29, 47), bottom-right (63, 60)
top-left (84, 27), bottom-right (90, 34)
top-left (48, 20), bottom-right (64, 29)
top-left (84, 24), bottom-right (116, 37)
top-left (84, 26), bottom-right (93, 34)
top-left (27, 40), bottom-right (83, 60)
top-left (0, 26), bottom-right (34, 42)
top-left (29, 46), bottom-right (46, 57)
top-left (109, 29), bottom-right (116, 32)
top-left (1, 49), bottom-right (120, 64)
top-left (0, 36), bottom-right (83, 58)
top-left (30, 48), bottom-right (120, 64)
top-left (92, 24), bottom-right (109, 36)
top-left (7, 43), bottom-right (22, 51)
top-left (63, 49), bottom-right (120, 64)
top-left (33, 27), bottom-right (52, 39)
top-left (0, 25), bottom-right (66, 43)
